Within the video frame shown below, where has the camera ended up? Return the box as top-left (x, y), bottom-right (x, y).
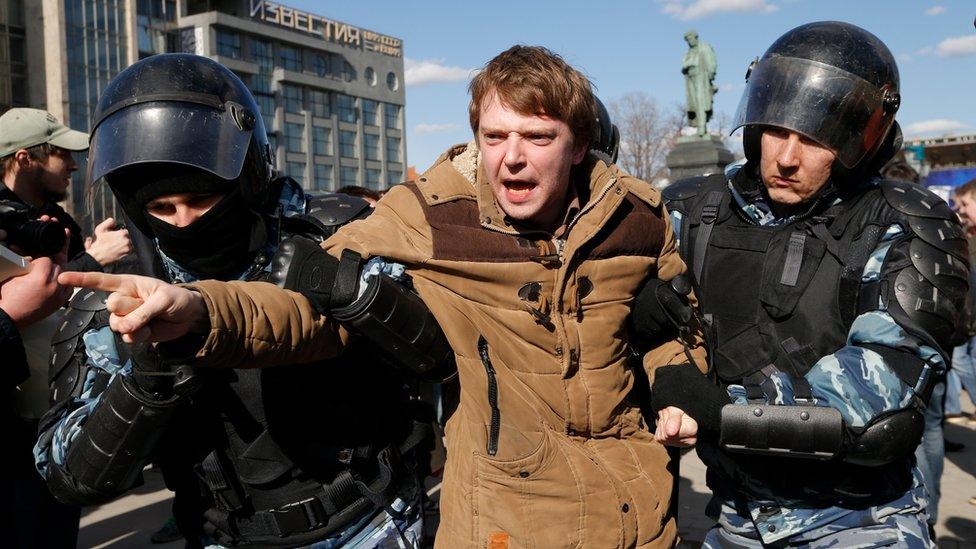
top-left (0, 201), bottom-right (66, 257)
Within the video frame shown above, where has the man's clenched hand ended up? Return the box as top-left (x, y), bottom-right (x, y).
top-left (58, 271), bottom-right (208, 343)
top-left (85, 217), bottom-right (133, 266)
top-left (654, 406), bottom-right (699, 448)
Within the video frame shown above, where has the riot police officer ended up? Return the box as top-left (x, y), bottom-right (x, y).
top-left (640, 22), bottom-right (967, 547)
top-left (34, 54), bottom-right (437, 547)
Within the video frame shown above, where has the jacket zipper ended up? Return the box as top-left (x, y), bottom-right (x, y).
top-left (477, 336), bottom-right (500, 456)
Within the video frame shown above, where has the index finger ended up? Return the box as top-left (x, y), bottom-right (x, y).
top-left (59, 271), bottom-right (136, 294)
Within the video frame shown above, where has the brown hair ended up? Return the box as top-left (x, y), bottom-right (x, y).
top-left (955, 178), bottom-right (976, 200)
top-left (0, 142), bottom-right (55, 178)
top-left (468, 45), bottom-right (596, 146)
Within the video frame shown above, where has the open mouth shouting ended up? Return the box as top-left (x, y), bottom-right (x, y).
top-left (503, 179), bottom-right (536, 203)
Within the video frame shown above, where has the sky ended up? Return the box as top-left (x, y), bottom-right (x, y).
top-left (288, 0), bottom-right (976, 171)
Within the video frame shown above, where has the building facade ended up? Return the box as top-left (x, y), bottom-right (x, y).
top-left (0, 0), bottom-right (27, 113)
top-left (23, 0), bottom-right (405, 231)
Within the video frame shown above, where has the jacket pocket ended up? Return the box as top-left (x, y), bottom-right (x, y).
top-left (478, 336), bottom-right (501, 456)
top-left (473, 427), bottom-right (584, 549)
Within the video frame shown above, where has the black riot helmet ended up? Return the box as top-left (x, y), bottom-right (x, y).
top-left (590, 96), bottom-right (620, 165)
top-left (88, 53), bottom-right (275, 229)
top-left (733, 21), bottom-right (901, 171)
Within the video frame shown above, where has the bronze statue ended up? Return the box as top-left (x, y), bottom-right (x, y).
top-left (682, 30), bottom-right (718, 138)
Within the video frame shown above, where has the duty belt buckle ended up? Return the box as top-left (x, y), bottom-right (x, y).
top-left (270, 497), bottom-right (321, 536)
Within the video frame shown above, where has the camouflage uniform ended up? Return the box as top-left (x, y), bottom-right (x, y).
top-left (665, 163), bottom-right (954, 548)
top-left (35, 180), bottom-right (429, 548)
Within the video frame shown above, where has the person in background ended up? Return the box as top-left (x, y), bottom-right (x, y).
top-left (0, 108), bottom-right (131, 272)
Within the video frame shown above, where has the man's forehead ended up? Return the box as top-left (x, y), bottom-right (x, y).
top-left (479, 98), bottom-right (565, 132)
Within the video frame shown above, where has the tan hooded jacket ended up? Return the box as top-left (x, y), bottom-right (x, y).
top-left (188, 144), bottom-right (705, 548)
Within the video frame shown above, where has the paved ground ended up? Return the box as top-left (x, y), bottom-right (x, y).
top-left (79, 405), bottom-right (976, 548)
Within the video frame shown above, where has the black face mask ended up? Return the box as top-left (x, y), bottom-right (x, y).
top-left (146, 189), bottom-right (259, 280)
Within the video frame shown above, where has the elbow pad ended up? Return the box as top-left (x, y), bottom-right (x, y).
top-left (719, 404), bottom-right (923, 466)
top-left (332, 271), bottom-right (456, 383)
top-left (55, 375), bottom-right (178, 505)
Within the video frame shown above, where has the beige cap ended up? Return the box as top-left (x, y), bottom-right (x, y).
top-left (0, 108), bottom-right (89, 158)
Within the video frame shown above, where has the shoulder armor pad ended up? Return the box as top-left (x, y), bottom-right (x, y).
top-left (49, 290), bottom-right (111, 404)
top-left (880, 179), bottom-right (955, 219)
top-left (285, 193), bottom-right (372, 239)
top-left (68, 289), bottom-right (109, 313)
top-left (880, 179), bottom-right (969, 262)
top-left (662, 176), bottom-right (706, 203)
top-left (889, 265), bottom-right (964, 353)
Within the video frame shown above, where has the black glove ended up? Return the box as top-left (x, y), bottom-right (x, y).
top-left (632, 275), bottom-right (693, 344)
top-left (650, 362), bottom-right (729, 435)
top-left (270, 236), bottom-right (363, 312)
top-left (129, 343), bottom-right (200, 399)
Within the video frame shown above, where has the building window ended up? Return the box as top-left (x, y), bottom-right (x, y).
top-left (386, 72), bottom-right (399, 91)
top-left (339, 130), bottom-right (357, 158)
top-left (216, 29), bottom-right (241, 59)
top-left (341, 60), bottom-right (355, 82)
top-left (313, 126), bottom-right (333, 156)
top-left (365, 168), bottom-right (382, 189)
top-left (279, 45), bottom-right (301, 72)
top-left (364, 67), bottom-right (376, 86)
top-left (282, 84), bottom-right (303, 114)
top-left (337, 94), bottom-right (357, 123)
top-left (285, 122), bottom-right (305, 153)
top-left (384, 104), bottom-right (401, 129)
top-left (388, 170), bottom-right (403, 185)
top-left (255, 93), bottom-right (275, 130)
top-left (310, 90), bottom-right (331, 118)
top-left (314, 164), bottom-right (333, 191)
top-left (362, 100), bottom-right (379, 126)
top-left (364, 134), bottom-right (380, 161)
top-left (386, 137), bottom-right (401, 163)
top-left (340, 166), bottom-right (359, 185)
top-left (313, 54), bottom-right (330, 77)
top-left (287, 161), bottom-right (306, 185)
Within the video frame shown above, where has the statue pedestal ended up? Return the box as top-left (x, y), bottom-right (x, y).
top-left (666, 135), bottom-right (735, 181)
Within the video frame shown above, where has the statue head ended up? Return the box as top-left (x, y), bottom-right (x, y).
top-left (684, 30), bottom-right (699, 47)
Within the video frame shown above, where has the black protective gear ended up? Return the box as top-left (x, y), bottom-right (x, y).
top-left (271, 238), bottom-right (457, 382)
top-left (332, 266), bottom-right (457, 383)
top-left (144, 188), bottom-right (261, 280)
top-left (662, 170), bottom-right (967, 503)
top-left (285, 193), bottom-right (373, 241)
top-left (40, 187), bottom-right (435, 545)
top-left (719, 404), bottom-right (844, 460)
top-left (843, 407), bottom-right (925, 467)
top-left (50, 375), bottom-right (179, 505)
top-left (877, 179), bottom-right (970, 354)
top-left (719, 403), bottom-right (924, 467)
top-left (269, 236), bottom-right (345, 310)
top-left (733, 21), bottom-right (900, 171)
top-left (590, 96), bottom-right (620, 165)
top-left (90, 53), bottom-right (274, 234)
top-left (632, 274), bottom-right (694, 345)
top-left (48, 289), bottom-right (109, 410)
top-left (649, 363), bottom-right (727, 435)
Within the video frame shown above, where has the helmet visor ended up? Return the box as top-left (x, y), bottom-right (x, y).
top-left (88, 102), bottom-right (252, 184)
top-left (732, 55), bottom-right (893, 168)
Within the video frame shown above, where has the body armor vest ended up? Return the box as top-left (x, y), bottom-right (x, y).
top-left (663, 172), bottom-right (956, 502)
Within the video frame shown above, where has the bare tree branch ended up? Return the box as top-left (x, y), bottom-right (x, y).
top-left (608, 92), bottom-right (685, 184)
